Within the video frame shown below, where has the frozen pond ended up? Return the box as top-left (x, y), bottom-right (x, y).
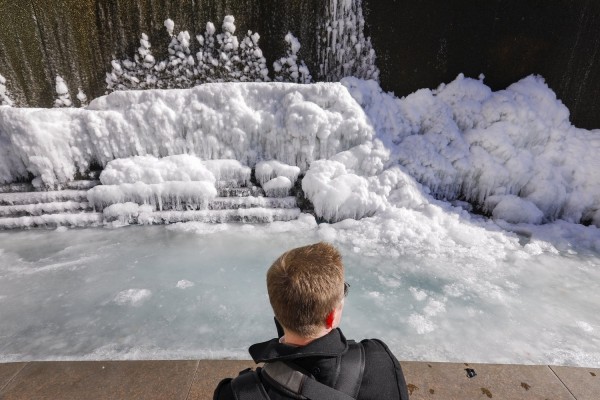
top-left (1, 216), bottom-right (599, 367)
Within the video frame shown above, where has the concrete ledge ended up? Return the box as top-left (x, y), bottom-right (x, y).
top-left (0, 360), bottom-right (598, 399)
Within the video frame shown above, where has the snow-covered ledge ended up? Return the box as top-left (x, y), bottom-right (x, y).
top-left (0, 82), bottom-right (373, 188)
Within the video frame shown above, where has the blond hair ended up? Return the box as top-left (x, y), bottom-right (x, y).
top-left (267, 242), bottom-right (344, 337)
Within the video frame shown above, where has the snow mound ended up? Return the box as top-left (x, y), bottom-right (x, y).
top-left (302, 139), bottom-right (428, 222)
top-left (342, 74), bottom-right (600, 226)
top-left (302, 160), bottom-right (385, 222)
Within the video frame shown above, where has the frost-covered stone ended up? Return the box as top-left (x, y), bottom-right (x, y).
top-left (263, 176), bottom-right (293, 197)
top-left (255, 160), bottom-right (300, 186)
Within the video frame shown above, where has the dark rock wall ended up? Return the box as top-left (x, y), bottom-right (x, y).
top-left (363, 0), bottom-right (600, 129)
top-left (1, 0), bottom-right (599, 128)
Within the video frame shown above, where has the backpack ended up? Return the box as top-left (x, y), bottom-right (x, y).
top-left (231, 341), bottom-right (365, 400)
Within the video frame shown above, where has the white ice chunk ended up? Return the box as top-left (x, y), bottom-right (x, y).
top-left (176, 280), bottom-right (195, 289)
top-left (255, 160), bottom-right (300, 186)
top-left (262, 176), bottom-right (292, 197)
top-left (114, 289), bottom-right (152, 306)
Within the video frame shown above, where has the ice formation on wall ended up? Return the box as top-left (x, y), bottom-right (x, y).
top-left (106, 33), bottom-right (159, 92)
top-left (77, 89), bottom-right (88, 107)
top-left (319, 0), bottom-right (380, 81)
top-left (238, 31), bottom-right (270, 82)
top-left (0, 74), bottom-right (13, 107)
top-left (273, 33), bottom-right (312, 84)
top-left (53, 76), bottom-right (72, 108)
top-left (108, 15), bottom-right (272, 90)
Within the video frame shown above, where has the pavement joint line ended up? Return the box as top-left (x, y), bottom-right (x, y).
top-left (548, 365), bottom-right (578, 400)
top-left (0, 362), bottom-right (29, 393)
top-left (184, 360), bottom-right (201, 400)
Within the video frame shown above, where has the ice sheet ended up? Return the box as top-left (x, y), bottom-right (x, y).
top-left (0, 212), bottom-right (598, 366)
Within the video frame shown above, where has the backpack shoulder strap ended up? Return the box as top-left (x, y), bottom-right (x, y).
top-left (252, 340), bottom-right (366, 400)
top-left (262, 361), bottom-right (355, 400)
top-left (230, 370), bottom-right (271, 400)
top-left (334, 340), bottom-right (365, 398)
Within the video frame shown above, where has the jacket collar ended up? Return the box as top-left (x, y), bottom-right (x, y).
top-left (249, 328), bottom-right (349, 363)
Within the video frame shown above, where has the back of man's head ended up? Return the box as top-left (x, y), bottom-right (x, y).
top-left (267, 242), bottom-right (344, 338)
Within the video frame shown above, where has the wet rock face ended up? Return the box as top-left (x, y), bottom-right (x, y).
top-left (362, 0), bottom-right (600, 129)
top-left (1, 0), bottom-right (600, 128)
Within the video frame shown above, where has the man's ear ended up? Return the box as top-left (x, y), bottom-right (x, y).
top-left (325, 310), bottom-right (336, 329)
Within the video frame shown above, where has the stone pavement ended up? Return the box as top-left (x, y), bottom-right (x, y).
top-left (0, 360), bottom-right (598, 399)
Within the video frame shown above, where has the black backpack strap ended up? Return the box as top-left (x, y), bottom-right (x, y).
top-left (262, 362), bottom-right (355, 400)
top-left (236, 340), bottom-right (366, 400)
top-left (262, 341), bottom-right (365, 400)
top-left (334, 341), bottom-right (365, 398)
top-left (230, 369), bottom-right (270, 400)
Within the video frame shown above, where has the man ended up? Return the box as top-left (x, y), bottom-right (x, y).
top-left (214, 242), bottom-right (409, 400)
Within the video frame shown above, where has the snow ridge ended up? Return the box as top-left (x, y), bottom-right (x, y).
top-left (0, 83), bottom-right (372, 188)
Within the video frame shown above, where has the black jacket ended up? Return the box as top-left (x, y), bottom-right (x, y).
top-left (214, 328), bottom-right (409, 400)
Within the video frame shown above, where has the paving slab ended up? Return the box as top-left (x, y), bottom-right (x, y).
top-left (0, 363), bottom-right (27, 392)
top-left (187, 360), bottom-right (257, 400)
top-left (0, 360), bottom-right (198, 400)
top-left (0, 360), bottom-right (596, 400)
top-left (400, 361), bottom-right (576, 399)
top-left (550, 365), bottom-right (600, 400)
